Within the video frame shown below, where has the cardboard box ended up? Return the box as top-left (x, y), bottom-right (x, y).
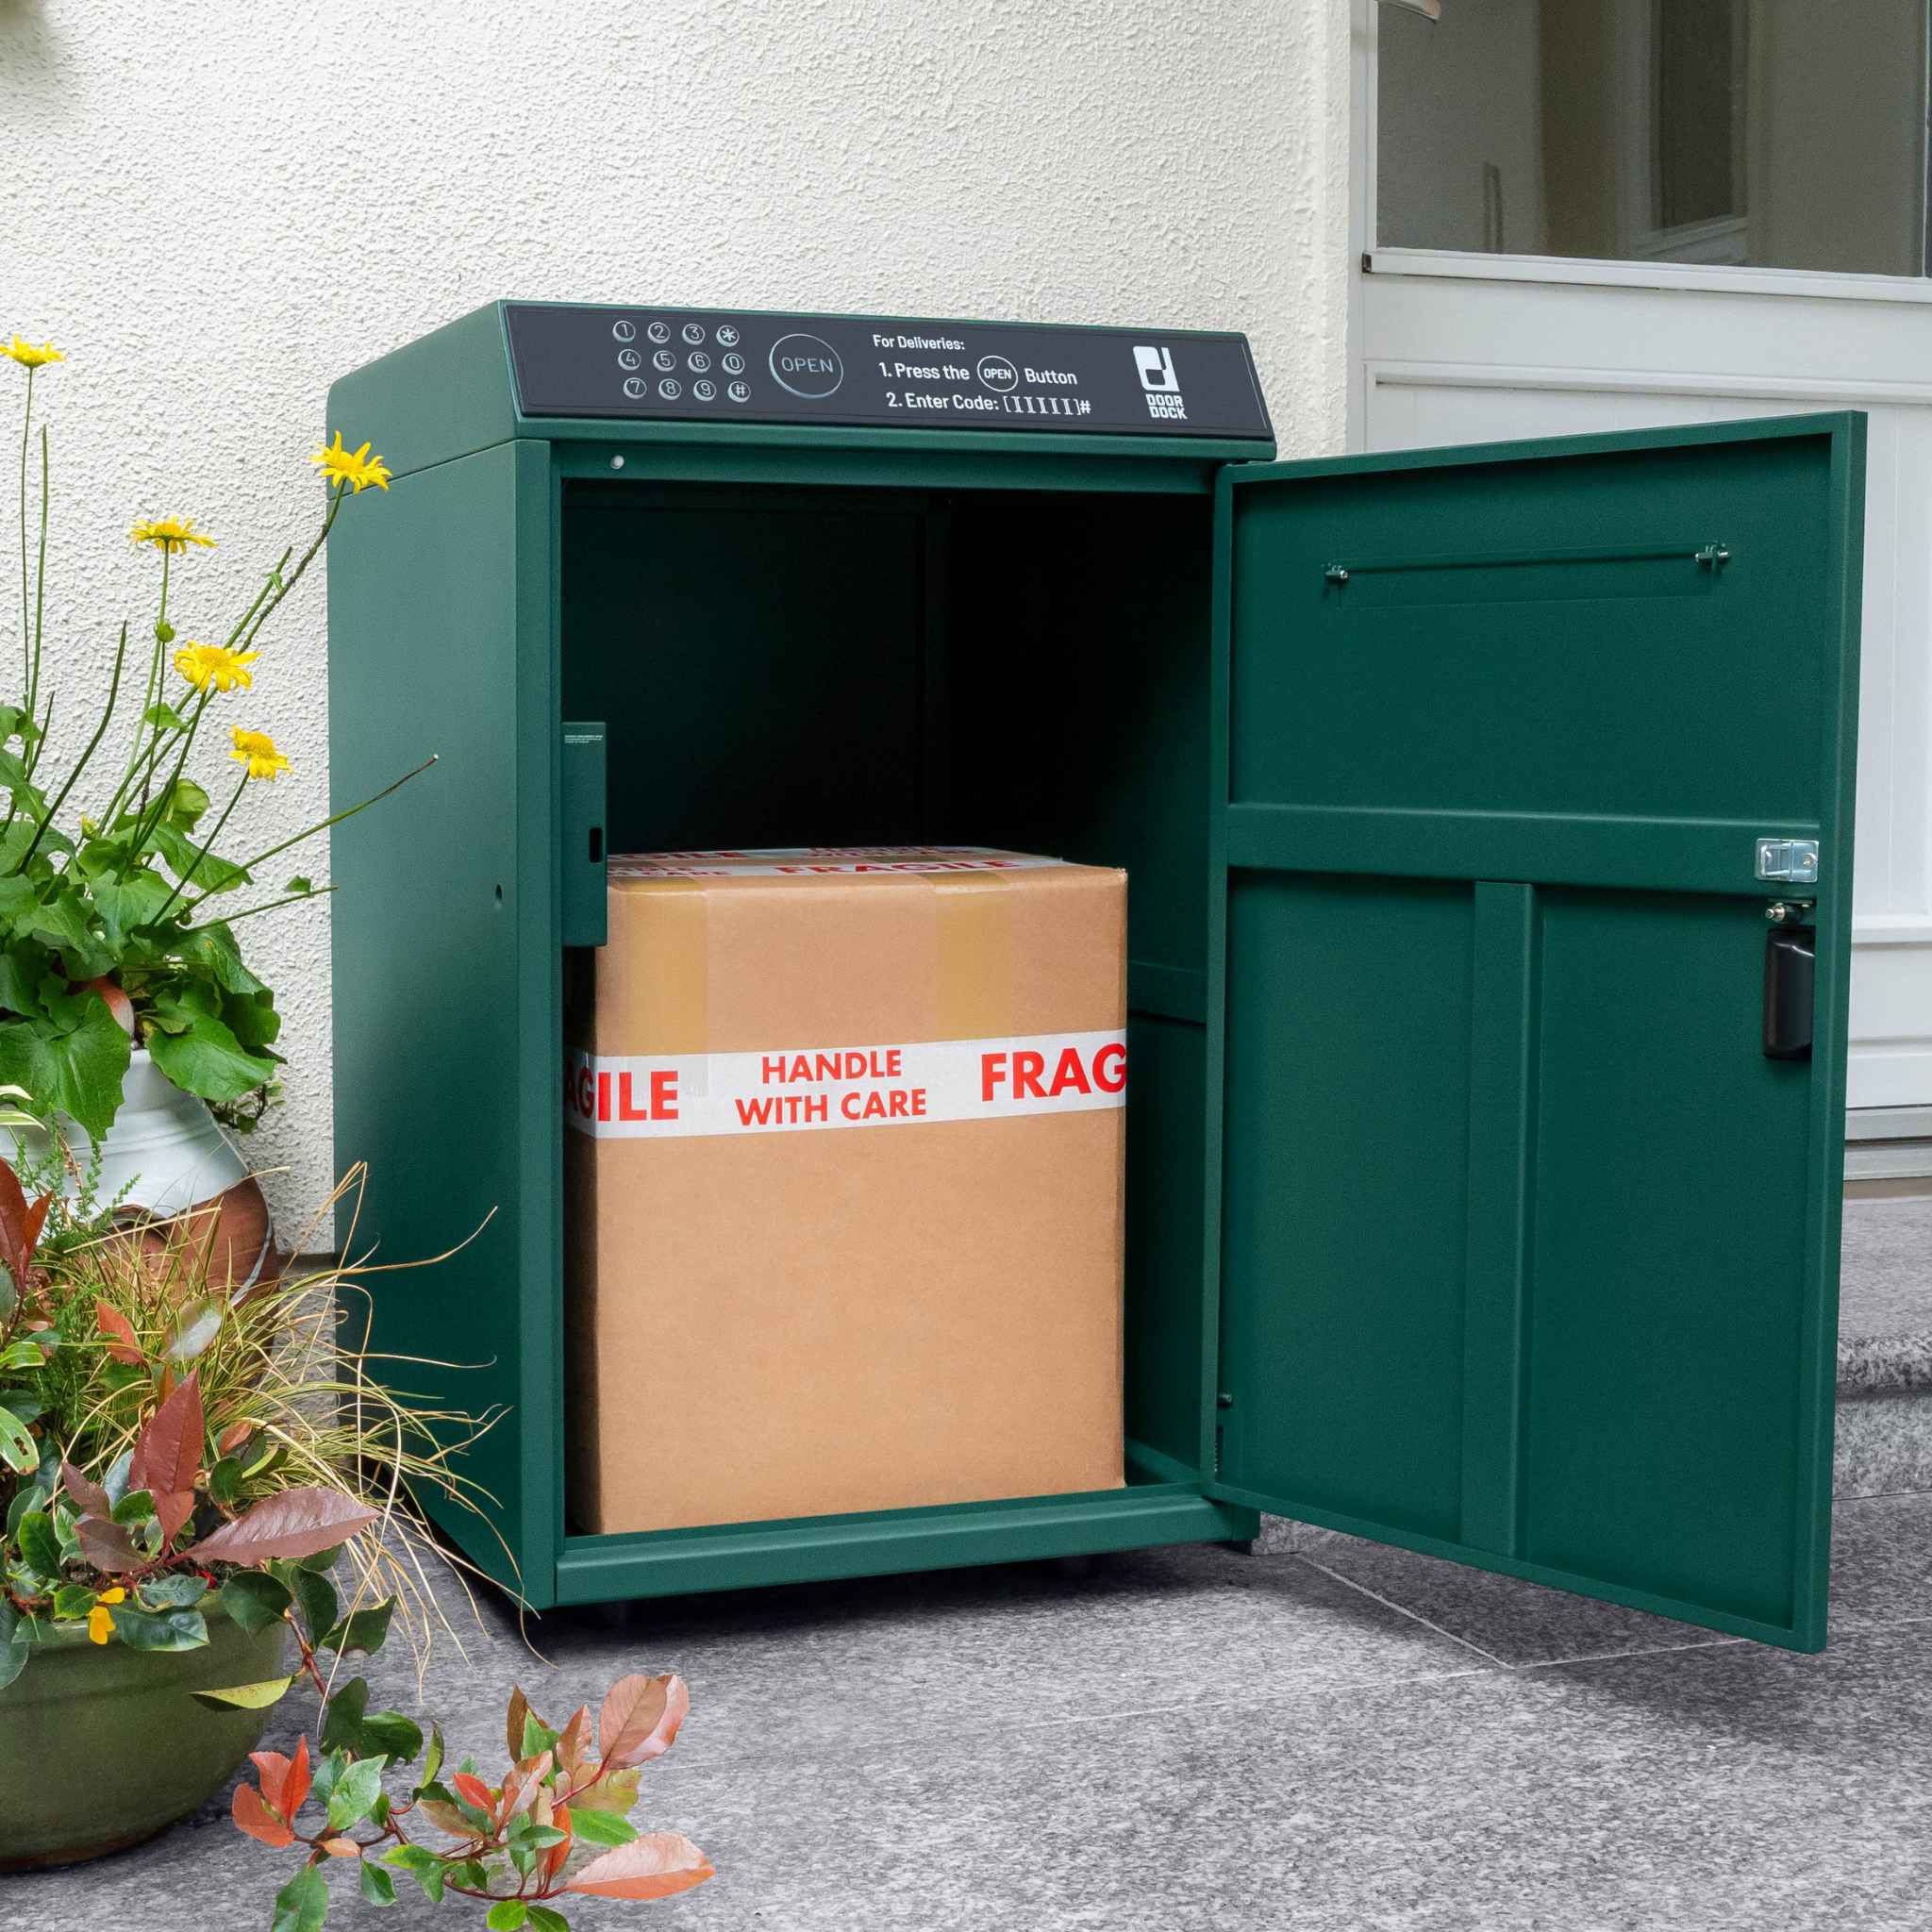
top-left (563, 847), bottom-right (1126, 1535)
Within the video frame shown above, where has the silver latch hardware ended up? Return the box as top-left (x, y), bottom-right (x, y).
top-left (1756, 838), bottom-right (1820, 885)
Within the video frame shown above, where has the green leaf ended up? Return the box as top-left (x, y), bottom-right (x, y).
top-left (320, 1674), bottom-right (369, 1756)
top-left (526, 1909), bottom-right (571, 1932)
top-left (486, 1904), bottom-right (528, 1932)
top-left (286, 876), bottom-right (314, 895)
top-left (0, 1338), bottom-right (47, 1371)
top-left (218, 1568), bottom-right (291, 1633)
top-left (142, 702), bottom-right (189, 733)
top-left (358, 1860), bottom-right (396, 1908)
top-left (565, 1806), bottom-right (638, 1848)
top-left (52, 1584), bottom-right (94, 1620)
top-left (0, 1603), bottom-right (25, 1691)
top-left (0, 943), bottom-right (47, 1021)
top-left (222, 985), bottom-right (282, 1051)
top-left (357, 1709), bottom-right (423, 1765)
top-left (270, 1862), bottom-right (329, 1932)
top-left (519, 1712), bottom-right (560, 1760)
top-left (0, 877), bottom-right (36, 925)
top-left (292, 1565), bottom-right (339, 1642)
top-left (0, 1404), bottom-right (37, 1474)
top-left (320, 1598), bottom-right (394, 1658)
top-left (135, 1572), bottom-right (208, 1608)
top-left (0, 998), bottom-right (131, 1140)
top-left (208, 1453), bottom-right (243, 1506)
top-left (110, 1487), bottom-right (157, 1525)
top-left (150, 821), bottom-right (250, 894)
top-left (20, 892), bottom-right (108, 974)
top-left (161, 777), bottom-right (210, 833)
top-left (17, 1508), bottom-right (59, 1576)
top-left (165, 1295), bottom-right (223, 1363)
top-left (325, 1753), bottom-right (384, 1832)
top-left (176, 919), bottom-right (265, 995)
top-left (144, 1008), bottom-right (275, 1105)
top-left (110, 1605), bottom-right (208, 1652)
top-left (189, 1674), bottom-right (295, 1711)
top-left (378, 1842), bottom-right (445, 1903)
top-left (416, 1723), bottom-right (445, 1795)
top-left (90, 869), bottom-right (174, 943)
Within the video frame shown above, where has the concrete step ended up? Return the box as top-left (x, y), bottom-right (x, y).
top-left (1836, 1196), bottom-right (1932, 1497)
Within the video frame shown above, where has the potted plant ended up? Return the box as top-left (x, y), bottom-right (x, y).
top-left (0, 1159), bottom-right (714, 1920)
top-left (0, 334), bottom-right (426, 1280)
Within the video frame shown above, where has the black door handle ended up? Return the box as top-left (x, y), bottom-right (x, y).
top-left (1762, 924), bottom-right (1815, 1060)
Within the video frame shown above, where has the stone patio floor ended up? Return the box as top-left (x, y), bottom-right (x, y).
top-left (6, 1488), bottom-right (1932, 1932)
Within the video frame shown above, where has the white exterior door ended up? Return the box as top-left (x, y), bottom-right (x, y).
top-left (1357, 0), bottom-right (1932, 1124)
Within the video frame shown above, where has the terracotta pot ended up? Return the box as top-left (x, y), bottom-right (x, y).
top-left (0, 1606), bottom-right (288, 1868)
top-left (18, 1049), bottom-right (277, 1294)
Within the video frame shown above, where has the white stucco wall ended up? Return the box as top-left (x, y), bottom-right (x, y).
top-left (0, 0), bottom-right (1351, 1227)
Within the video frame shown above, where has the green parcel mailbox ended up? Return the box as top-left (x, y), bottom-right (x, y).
top-left (327, 302), bottom-right (1861, 1652)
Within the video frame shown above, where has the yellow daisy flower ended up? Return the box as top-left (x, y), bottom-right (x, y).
top-left (87, 1586), bottom-right (126, 1644)
top-left (3, 336), bottom-right (63, 370)
top-left (310, 431), bottom-right (391, 494)
top-left (130, 517), bottom-right (216, 555)
top-left (229, 726), bottom-right (291, 781)
top-left (174, 641), bottom-right (258, 693)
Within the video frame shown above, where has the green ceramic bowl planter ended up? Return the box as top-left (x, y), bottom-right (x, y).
top-left (0, 1607), bottom-right (287, 1869)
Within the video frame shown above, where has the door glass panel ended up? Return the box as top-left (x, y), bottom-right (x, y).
top-left (1378, 0), bottom-right (1930, 276)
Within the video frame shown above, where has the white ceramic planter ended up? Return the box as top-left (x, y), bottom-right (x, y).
top-left (47, 1049), bottom-right (251, 1216)
top-left (11, 1050), bottom-right (273, 1290)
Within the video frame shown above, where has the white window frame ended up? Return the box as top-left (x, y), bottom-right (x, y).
top-left (1361, 1), bottom-right (1932, 308)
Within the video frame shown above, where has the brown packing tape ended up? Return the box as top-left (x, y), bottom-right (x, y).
top-left (932, 872), bottom-right (1016, 1042)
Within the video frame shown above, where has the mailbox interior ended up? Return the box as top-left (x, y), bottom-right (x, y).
top-left (558, 476), bottom-right (1223, 1540)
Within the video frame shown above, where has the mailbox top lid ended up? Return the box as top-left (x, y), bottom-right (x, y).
top-left (328, 302), bottom-right (1276, 481)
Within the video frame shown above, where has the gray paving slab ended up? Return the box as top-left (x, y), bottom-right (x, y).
top-left (11, 1551), bottom-right (1932, 1931)
top-left (1287, 1490), bottom-right (1932, 1668)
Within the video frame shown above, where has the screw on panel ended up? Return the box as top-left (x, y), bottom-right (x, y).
top-left (1217, 1391), bottom-right (1235, 1409)
top-left (1324, 564), bottom-right (1349, 586)
top-left (1694, 542), bottom-right (1730, 568)
top-left (1766, 901), bottom-right (1813, 924)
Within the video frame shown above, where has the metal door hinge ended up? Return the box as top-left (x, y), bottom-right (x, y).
top-left (1756, 838), bottom-right (1820, 886)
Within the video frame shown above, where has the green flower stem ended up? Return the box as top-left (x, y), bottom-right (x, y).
top-left (178, 754), bottom-right (436, 918)
top-left (12, 621), bottom-right (127, 874)
top-left (184, 882), bottom-right (335, 930)
top-left (16, 365), bottom-right (32, 701)
top-left (233, 487), bottom-right (341, 659)
top-left (222, 544), bottom-right (290, 652)
top-left (150, 764), bottom-right (246, 922)
top-left (26, 424), bottom-right (48, 766)
top-left (125, 681), bottom-right (214, 851)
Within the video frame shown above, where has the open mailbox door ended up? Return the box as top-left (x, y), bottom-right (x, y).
top-left (1206, 415), bottom-right (1863, 1651)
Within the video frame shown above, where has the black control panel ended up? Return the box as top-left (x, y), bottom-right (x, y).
top-left (504, 304), bottom-right (1271, 441)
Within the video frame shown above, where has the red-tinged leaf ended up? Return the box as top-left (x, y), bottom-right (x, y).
top-left (95, 1300), bottom-right (144, 1365)
top-left (507, 1684), bottom-right (533, 1761)
top-left (570, 1767), bottom-right (639, 1815)
top-left (413, 1797), bottom-right (475, 1838)
top-left (249, 1745), bottom-right (295, 1816)
top-left (60, 1459), bottom-right (110, 1516)
top-left (556, 1705), bottom-right (591, 1774)
top-left (130, 1371), bottom-right (205, 1507)
top-left (565, 1831), bottom-right (714, 1901)
top-left (285, 1735), bottom-right (312, 1818)
top-left (597, 1673), bottom-right (689, 1770)
top-left (188, 1486), bottom-right (378, 1564)
top-left (154, 1489), bottom-right (194, 1542)
top-left (543, 1805), bottom-right (574, 1880)
top-left (320, 1837), bottom-right (360, 1857)
top-left (75, 1513), bottom-right (142, 1572)
top-left (506, 1750), bottom-right (551, 1821)
top-left (231, 1781), bottom-right (294, 1849)
top-left (451, 1772), bottom-right (496, 1818)
top-left (0, 1157), bottom-right (31, 1288)
top-left (218, 1419), bottom-right (255, 1455)
top-left (19, 1190), bottom-right (50, 1263)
